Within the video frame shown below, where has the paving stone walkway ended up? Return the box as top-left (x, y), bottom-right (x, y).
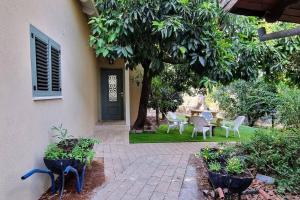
top-left (92, 142), bottom-right (215, 200)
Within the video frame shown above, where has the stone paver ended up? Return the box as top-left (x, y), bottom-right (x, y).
top-left (91, 142), bottom-right (215, 200)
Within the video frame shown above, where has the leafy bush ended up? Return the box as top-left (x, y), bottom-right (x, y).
top-left (45, 125), bottom-right (100, 166)
top-left (198, 147), bottom-right (219, 162)
top-left (70, 145), bottom-right (95, 165)
top-left (226, 157), bottom-right (245, 175)
top-left (209, 162), bottom-right (221, 172)
top-left (71, 138), bottom-right (100, 165)
top-left (44, 144), bottom-right (68, 160)
top-left (213, 80), bottom-right (278, 126)
top-left (45, 139), bottom-right (99, 165)
top-left (240, 130), bottom-right (300, 194)
top-left (52, 124), bottom-right (73, 144)
top-left (277, 85), bottom-right (300, 129)
top-left (77, 138), bottom-right (100, 149)
top-left (149, 76), bottom-right (183, 114)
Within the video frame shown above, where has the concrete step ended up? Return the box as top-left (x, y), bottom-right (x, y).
top-left (94, 121), bottom-right (130, 144)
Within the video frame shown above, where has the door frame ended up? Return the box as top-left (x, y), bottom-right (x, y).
top-left (98, 64), bottom-right (131, 126)
top-left (100, 68), bottom-right (125, 121)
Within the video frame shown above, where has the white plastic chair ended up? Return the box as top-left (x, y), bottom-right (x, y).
top-left (166, 112), bottom-right (187, 134)
top-left (222, 116), bottom-right (245, 138)
top-left (190, 116), bottom-right (212, 140)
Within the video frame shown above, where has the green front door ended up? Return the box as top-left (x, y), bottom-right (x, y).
top-left (101, 69), bottom-right (124, 120)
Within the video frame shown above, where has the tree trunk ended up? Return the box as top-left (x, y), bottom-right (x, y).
top-left (161, 109), bottom-right (167, 120)
top-left (132, 61), bottom-right (152, 130)
top-left (248, 115), bottom-right (256, 127)
top-left (155, 107), bottom-right (160, 126)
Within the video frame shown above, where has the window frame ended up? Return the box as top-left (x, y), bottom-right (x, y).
top-left (30, 25), bottom-right (62, 98)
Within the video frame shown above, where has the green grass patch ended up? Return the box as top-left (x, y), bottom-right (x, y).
top-left (130, 124), bottom-right (259, 143)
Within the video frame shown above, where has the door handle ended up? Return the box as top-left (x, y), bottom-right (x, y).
top-left (119, 92), bottom-right (124, 97)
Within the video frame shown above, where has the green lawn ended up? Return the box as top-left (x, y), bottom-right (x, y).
top-left (130, 124), bottom-right (259, 143)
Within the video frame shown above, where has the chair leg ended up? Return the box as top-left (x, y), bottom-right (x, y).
top-left (236, 129), bottom-right (240, 138)
top-left (179, 124), bottom-right (185, 135)
top-left (202, 129), bottom-right (207, 140)
top-left (192, 128), bottom-right (195, 138)
top-left (226, 128), bottom-right (229, 138)
top-left (209, 126), bottom-right (212, 138)
top-left (179, 124), bottom-right (182, 135)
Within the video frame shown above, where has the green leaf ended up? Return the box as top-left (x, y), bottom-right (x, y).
top-left (178, 0), bottom-right (189, 6)
top-left (199, 56), bottom-right (205, 66)
top-left (102, 49), bottom-right (109, 57)
top-left (125, 46), bottom-right (133, 55)
top-left (179, 46), bottom-right (187, 55)
top-left (108, 33), bottom-right (117, 43)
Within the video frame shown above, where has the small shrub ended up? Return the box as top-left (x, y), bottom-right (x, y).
top-left (52, 124), bottom-right (73, 143)
top-left (226, 157), bottom-right (244, 175)
top-left (209, 162), bottom-right (221, 172)
top-left (277, 86), bottom-right (300, 129)
top-left (44, 144), bottom-right (68, 160)
top-left (199, 147), bottom-right (219, 162)
top-left (213, 80), bottom-right (278, 126)
top-left (45, 125), bottom-right (100, 166)
top-left (69, 145), bottom-right (95, 165)
top-left (221, 145), bottom-right (236, 157)
top-left (240, 130), bottom-right (300, 194)
top-left (77, 138), bottom-right (100, 149)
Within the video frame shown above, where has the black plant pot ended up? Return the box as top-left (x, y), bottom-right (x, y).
top-left (44, 158), bottom-right (87, 174)
top-left (44, 158), bottom-right (74, 174)
top-left (72, 159), bottom-right (86, 173)
top-left (227, 172), bottom-right (253, 193)
top-left (208, 170), bottom-right (229, 188)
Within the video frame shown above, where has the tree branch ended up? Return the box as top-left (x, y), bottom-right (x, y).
top-left (162, 55), bottom-right (187, 65)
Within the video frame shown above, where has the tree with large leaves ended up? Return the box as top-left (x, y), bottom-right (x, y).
top-left (213, 79), bottom-right (279, 126)
top-left (88, 0), bottom-right (279, 129)
top-left (271, 22), bottom-right (300, 86)
top-left (89, 0), bottom-right (236, 129)
top-left (148, 63), bottom-right (197, 125)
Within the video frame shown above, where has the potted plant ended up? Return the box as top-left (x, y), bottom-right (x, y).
top-left (208, 162), bottom-right (228, 188)
top-left (43, 124), bottom-right (100, 174)
top-left (198, 147), bottom-right (254, 193)
top-left (226, 157), bottom-right (253, 193)
top-left (199, 147), bottom-right (220, 163)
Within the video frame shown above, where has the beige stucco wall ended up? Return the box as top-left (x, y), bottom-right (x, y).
top-left (130, 66), bottom-right (143, 125)
top-left (0, 1), bottom-right (98, 199)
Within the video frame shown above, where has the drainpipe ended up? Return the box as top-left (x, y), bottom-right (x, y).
top-left (258, 26), bottom-right (300, 41)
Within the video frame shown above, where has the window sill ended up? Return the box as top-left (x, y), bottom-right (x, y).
top-left (33, 96), bottom-right (63, 101)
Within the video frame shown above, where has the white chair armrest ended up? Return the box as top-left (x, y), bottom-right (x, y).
top-left (221, 125), bottom-right (229, 129)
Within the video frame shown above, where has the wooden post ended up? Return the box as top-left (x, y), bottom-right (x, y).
top-left (258, 26), bottom-right (300, 41)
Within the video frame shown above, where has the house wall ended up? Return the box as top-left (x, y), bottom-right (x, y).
top-left (129, 66), bottom-right (143, 125)
top-left (0, 1), bottom-right (98, 199)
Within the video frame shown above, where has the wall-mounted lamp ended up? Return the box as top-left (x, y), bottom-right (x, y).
top-left (108, 58), bottom-right (114, 65)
